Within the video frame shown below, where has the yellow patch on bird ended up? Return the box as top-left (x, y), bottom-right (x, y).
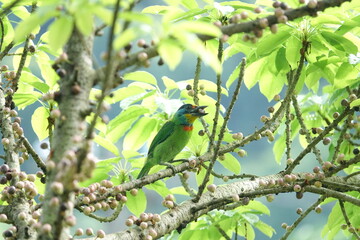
top-left (184, 113), bottom-right (198, 123)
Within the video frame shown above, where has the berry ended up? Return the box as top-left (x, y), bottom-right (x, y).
top-left (296, 208), bottom-right (303, 214)
top-left (266, 194), bottom-right (274, 202)
top-left (274, 8), bottom-right (284, 17)
top-left (353, 148), bottom-right (359, 155)
top-left (314, 205), bottom-right (322, 213)
top-left (240, 11), bottom-right (248, 19)
top-left (137, 52), bottom-right (148, 62)
top-left (323, 137), bottom-right (331, 145)
top-left (237, 149), bottom-right (246, 157)
top-left (130, 189), bottom-right (138, 196)
top-left (293, 184), bottom-right (301, 192)
top-left (207, 184), bottom-right (216, 193)
top-left (272, 1), bottom-right (281, 8)
top-left (307, 0), bottom-right (318, 8)
top-left (254, 7), bottom-right (262, 13)
top-left (278, 15), bottom-right (288, 23)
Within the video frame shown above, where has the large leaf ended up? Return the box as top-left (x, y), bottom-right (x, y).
top-left (126, 189), bottom-right (147, 216)
top-left (31, 106), bottom-right (50, 141)
top-left (74, 7), bottom-right (93, 36)
top-left (285, 35), bottom-right (301, 69)
top-left (123, 71), bottom-right (157, 85)
top-left (14, 7), bottom-right (58, 42)
top-left (334, 62), bottom-right (359, 89)
top-left (219, 153), bottom-right (241, 174)
top-left (94, 134), bottom-right (120, 156)
top-left (158, 38), bottom-right (183, 70)
top-left (123, 117), bottom-right (157, 151)
top-left (48, 15), bottom-right (74, 51)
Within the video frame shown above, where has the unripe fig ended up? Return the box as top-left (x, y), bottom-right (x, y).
top-left (207, 184), bottom-right (216, 193)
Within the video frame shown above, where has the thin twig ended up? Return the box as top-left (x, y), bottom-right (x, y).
top-left (285, 107), bottom-right (354, 174)
top-left (193, 57), bottom-right (210, 137)
top-left (207, 214), bottom-right (231, 240)
top-left (0, 42), bottom-right (14, 60)
top-left (292, 95), bottom-right (323, 164)
top-left (331, 117), bottom-right (349, 164)
top-left (339, 200), bottom-right (360, 240)
top-left (208, 40), bottom-right (224, 151)
top-left (305, 186), bottom-right (360, 206)
top-left (0, 0), bottom-right (23, 17)
top-left (326, 153), bottom-right (360, 177)
top-left (285, 99), bottom-right (292, 161)
top-left (200, 162), bottom-right (257, 180)
top-left (280, 196), bottom-right (326, 240)
top-left (344, 171), bottom-right (360, 181)
top-left (86, 0), bottom-right (121, 139)
top-left (0, 18), bottom-right (4, 52)
top-left (20, 136), bottom-right (46, 173)
top-left (76, 203), bottom-right (124, 222)
top-left (195, 58), bottom-right (245, 202)
top-left (179, 173), bottom-right (196, 197)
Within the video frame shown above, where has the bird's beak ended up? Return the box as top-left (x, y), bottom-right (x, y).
top-left (191, 106), bottom-right (208, 117)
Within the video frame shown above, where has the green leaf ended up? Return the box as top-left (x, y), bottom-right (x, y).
top-left (170, 186), bottom-right (190, 196)
top-left (123, 117), bottom-right (157, 151)
top-left (113, 28), bottom-right (137, 50)
top-left (108, 105), bottom-right (150, 132)
top-left (162, 76), bottom-right (178, 91)
top-left (48, 15), bottom-right (74, 51)
top-left (74, 7), bottom-right (93, 36)
top-left (11, 6), bottom-right (30, 20)
top-left (175, 21), bottom-right (222, 38)
top-left (334, 62), bottom-right (359, 89)
top-left (126, 189), bottom-right (147, 216)
top-left (13, 92), bottom-right (42, 110)
top-left (94, 134), bottom-right (120, 156)
top-left (120, 12), bottom-right (153, 24)
top-left (173, 31), bottom-right (221, 74)
top-left (158, 39), bottom-right (183, 70)
top-left (146, 181), bottom-right (172, 197)
top-left (14, 7), bottom-right (58, 42)
top-left (123, 71), bottom-right (157, 85)
top-left (80, 157), bottom-right (120, 187)
top-left (19, 71), bottom-right (49, 93)
top-left (259, 70), bottom-right (285, 101)
top-left (244, 57), bottom-right (267, 89)
top-left (31, 106), bottom-right (50, 141)
top-left (321, 31), bottom-right (358, 54)
top-left (219, 153), bottom-right (241, 174)
top-left (285, 35), bottom-right (301, 69)
top-left (254, 220), bottom-right (275, 238)
top-left (119, 90), bottom-right (156, 109)
top-left (36, 51), bottom-right (59, 88)
top-left (255, 30), bottom-right (291, 57)
top-left (273, 134), bottom-right (285, 164)
top-left (106, 106), bottom-right (149, 143)
top-left (110, 86), bottom-right (145, 103)
top-left (243, 200), bottom-right (271, 215)
top-left (350, 99), bottom-right (360, 108)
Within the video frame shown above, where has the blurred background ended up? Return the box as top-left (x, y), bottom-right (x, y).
top-left (0, 0), bottom-right (343, 239)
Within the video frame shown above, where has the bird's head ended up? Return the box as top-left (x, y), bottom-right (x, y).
top-left (174, 104), bottom-right (207, 125)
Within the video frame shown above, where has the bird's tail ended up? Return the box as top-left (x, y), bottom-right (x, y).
top-left (137, 163), bottom-right (153, 179)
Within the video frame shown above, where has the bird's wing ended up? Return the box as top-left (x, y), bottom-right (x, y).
top-left (147, 121), bottom-right (175, 158)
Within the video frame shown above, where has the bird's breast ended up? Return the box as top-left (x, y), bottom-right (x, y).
top-left (182, 125), bottom-right (193, 131)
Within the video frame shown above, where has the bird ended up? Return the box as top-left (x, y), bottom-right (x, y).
top-left (137, 104), bottom-right (207, 179)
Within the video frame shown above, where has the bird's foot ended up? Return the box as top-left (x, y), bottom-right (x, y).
top-left (169, 159), bottom-right (188, 163)
top-left (160, 163), bottom-right (176, 174)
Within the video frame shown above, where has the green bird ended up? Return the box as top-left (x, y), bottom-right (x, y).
top-left (137, 104), bottom-right (207, 179)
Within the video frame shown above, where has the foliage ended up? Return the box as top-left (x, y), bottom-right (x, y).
top-left (0, 0), bottom-right (359, 239)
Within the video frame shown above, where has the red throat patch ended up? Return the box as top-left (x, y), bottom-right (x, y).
top-left (183, 125), bottom-right (193, 131)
